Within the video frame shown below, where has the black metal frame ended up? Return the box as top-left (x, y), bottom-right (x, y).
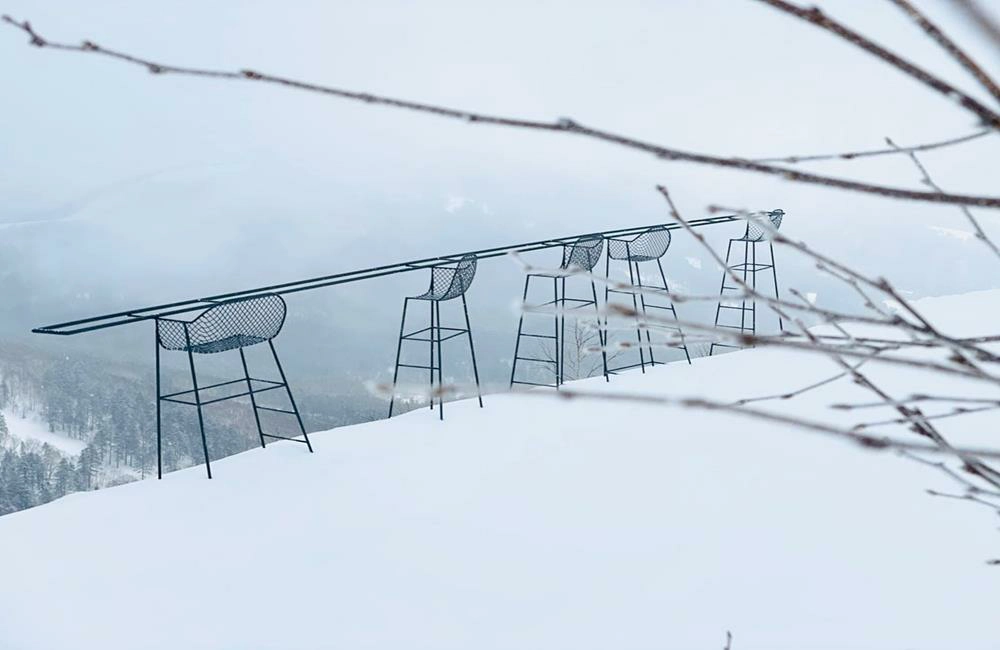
top-left (510, 236), bottom-right (609, 389)
top-left (710, 211), bottom-right (785, 356)
top-left (26, 213), bottom-right (776, 479)
top-left (388, 255), bottom-right (483, 420)
top-left (32, 215), bottom-right (741, 337)
top-left (155, 293), bottom-right (312, 479)
top-left (604, 226), bottom-right (691, 373)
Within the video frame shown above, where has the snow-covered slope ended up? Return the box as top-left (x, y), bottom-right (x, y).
top-left (1, 409), bottom-right (86, 456)
top-left (1, 291), bottom-right (998, 650)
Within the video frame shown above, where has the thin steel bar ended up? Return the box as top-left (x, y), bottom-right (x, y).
top-left (461, 293), bottom-right (484, 408)
top-left (183, 324), bottom-right (212, 479)
top-left (155, 325), bottom-right (162, 480)
top-left (33, 215), bottom-right (741, 336)
top-left (388, 297), bottom-right (409, 418)
top-left (509, 275), bottom-right (531, 388)
top-left (240, 347), bottom-right (267, 448)
top-left (429, 299), bottom-right (435, 411)
top-left (269, 340), bottom-right (313, 452)
top-left (435, 300), bottom-right (444, 421)
top-left (590, 278), bottom-right (609, 381)
top-left (770, 241), bottom-right (784, 331)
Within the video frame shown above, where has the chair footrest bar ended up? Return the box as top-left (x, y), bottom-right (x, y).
top-left (511, 380), bottom-right (559, 388)
top-left (396, 363), bottom-right (438, 370)
top-left (160, 383), bottom-right (286, 407)
top-left (519, 333), bottom-right (557, 339)
top-left (401, 331), bottom-right (468, 343)
top-left (261, 433), bottom-right (310, 444)
top-left (254, 405), bottom-right (297, 415)
top-left (159, 377), bottom-right (282, 400)
top-left (608, 360), bottom-right (661, 374)
top-left (514, 356), bottom-right (557, 364)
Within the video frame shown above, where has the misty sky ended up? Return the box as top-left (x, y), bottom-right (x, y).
top-left (1, 0), bottom-right (998, 376)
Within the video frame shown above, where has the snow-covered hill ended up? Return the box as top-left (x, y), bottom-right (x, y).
top-left (1, 291), bottom-right (998, 650)
top-left (1, 409), bottom-right (86, 456)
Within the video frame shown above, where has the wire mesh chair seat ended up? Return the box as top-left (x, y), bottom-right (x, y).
top-left (603, 226), bottom-right (690, 373)
top-left (408, 256), bottom-right (478, 301)
top-left (510, 236), bottom-right (609, 389)
top-left (710, 209), bottom-right (786, 356)
top-left (154, 293), bottom-right (312, 480)
top-left (735, 209), bottom-right (784, 242)
top-left (389, 255), bottom-right (483, 420)
top-left (156, 293), bottom-right (285, 353)
top-left (606, 226), bottom-right (672, 262)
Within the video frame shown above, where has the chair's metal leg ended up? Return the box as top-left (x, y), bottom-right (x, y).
top-left (435, 300), bottom-right (444, 421)
top-left (590, 278), bottom-right (609, 381)
top-left (183, 326), bottom-right (212, 479)
top-left (770, 241), bottom-right (784, 332)
top-left (461, 294), bottom-right (483, 408)
top-left (626, 257), bottom-right (646, 372)
top-left (240, 347), bottom-right (266, 448)
top-left (657, 259), bottom-right (691, 365)
top-left (553, 277), bottom-right (561, 387)
top-left (751, 241), bottom-right (758, 337)
top-left (388, 297), bottom-right (409, 418)
top-left (603, 254), bottom-right (612, 359)
top-left (635, 261), bottom-right (655, 366)
top-left (509, 275), bottom-right (531, 388)
top-left (740, 239), bottom-right (750, 335)
top-left (429, 299), bottom-right (435, 411)
top-left (155, 325), bottom-right (163, 480)
top-left (559, 277), bottom-right (567, 385)
top-left (710, 239), bottom-right (735, 356)
top-left (269, 340), bottom-right (313, 453)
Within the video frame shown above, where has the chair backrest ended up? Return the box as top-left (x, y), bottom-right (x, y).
top-left (743, 209), bottom-right (784, 242)
top-left (429, 254), bottom-right (478, 301)
top-left (561, 235), bottom-right (604, 271)
top-left (607, 226), bottom-right (672, 260)
top-left (157, 293), bottom-right (287, 352)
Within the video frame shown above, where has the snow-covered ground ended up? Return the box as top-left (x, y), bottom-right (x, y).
top-left (1, 408), bottom-right (86, 456)
top-left (1, 291), bottom-right (998, 650)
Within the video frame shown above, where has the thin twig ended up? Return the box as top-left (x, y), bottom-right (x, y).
top-left (3, 15), bottom-right (1000, 209)
top-left (887, 135), bottom-right (1000, 259)
top-left (887, 0), bottom-right (1000, 103)
top-left (753, 0), bottom-right (1000, 129)
top-left (539, 387), bottom-right (1000, 459)
top-left (752, 128), bottom-right (992, 164)
top-left (948, 0), bottom-right (1000, 52)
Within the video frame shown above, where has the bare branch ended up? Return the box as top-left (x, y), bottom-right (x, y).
top-left (948, 0), bottom-right (1000, 52)
top-left (752, 128), bottom-right (993, 164)
top-left (887, 135), bottom-right (1000, 258)
top-left (752, 0), bottom-right (1000, 129)
top-left (3, 14), bottom-right (1000, 209)
top-left (730, 361), bottom-right (868, 406)
top-left (887, 0), bottom-right (1000, 103)
top-left (542, 387), bottom-right (1000, 459)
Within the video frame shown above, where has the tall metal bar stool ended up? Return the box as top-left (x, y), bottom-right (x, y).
top-left (709, 209), bottom-right (785, 356)
top-left (604, 225), bottom-right (691, 372)
top-left (155, 293), bottom-right (312, 480)
top-left (510, 235), bottom-right (609, 389)
top-left (388, 254), bottom-right (483, 420)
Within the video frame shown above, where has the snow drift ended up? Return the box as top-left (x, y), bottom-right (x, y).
top-left (1, 290), bottom-right (998, 650)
